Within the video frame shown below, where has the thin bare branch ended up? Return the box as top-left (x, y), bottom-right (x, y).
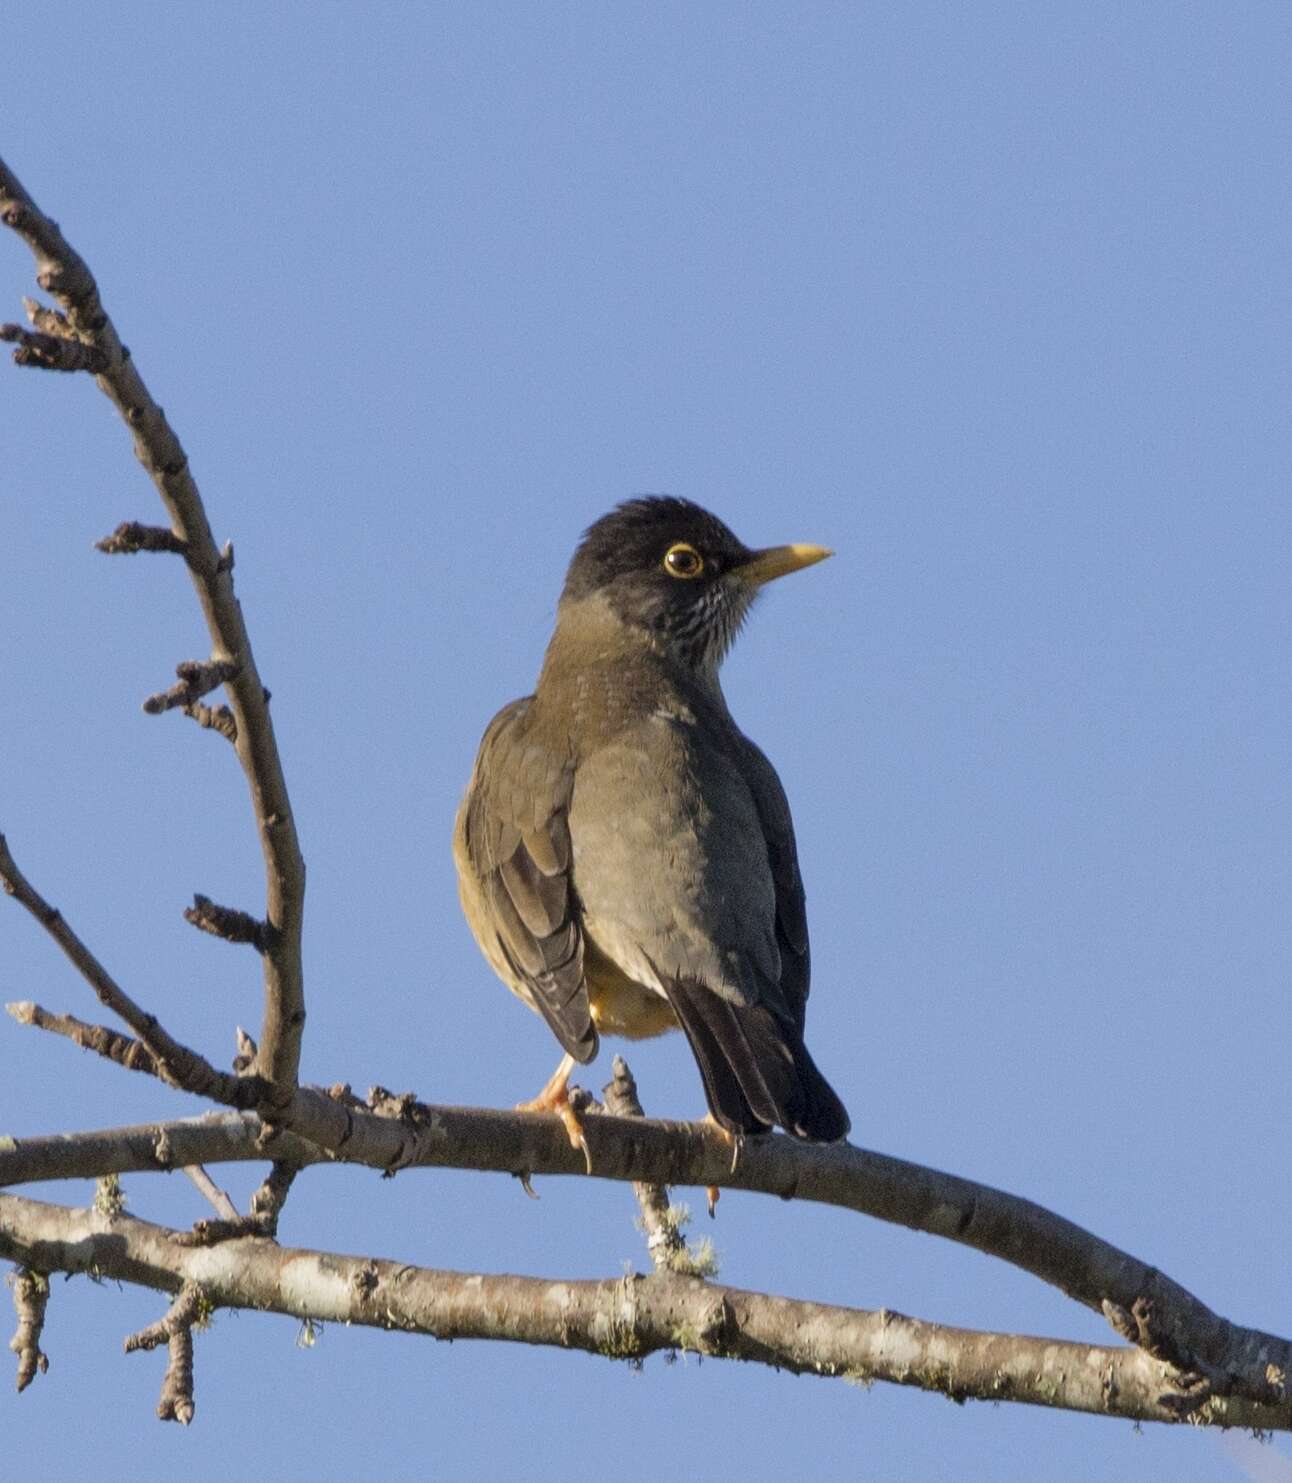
top-left (0, 1112), bottom-right (319, 1187)
top-left (7, 999), bottom-right (159, 1077)
top-left (0, 1190), bottom-right (1281, 1430)
top-left (0, 153), bottom-right (307, 1099)
top-left (603, 1056), bottom-right (712, 1276)
top-left (0, 834), bottom-right (259, 1110)
top-left (182, 1166), bottom-right (239, 1222)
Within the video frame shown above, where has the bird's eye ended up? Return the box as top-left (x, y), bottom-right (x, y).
top-left (663, 542), bottom-right (705, 579)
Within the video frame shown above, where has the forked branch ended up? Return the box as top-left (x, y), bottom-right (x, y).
top-left (0, 153), bottom-right (305, 1100)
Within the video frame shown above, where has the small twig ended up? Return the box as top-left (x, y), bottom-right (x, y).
top-left (124, 1281), bottom-right (205, 1354)
top-left (181, 701), bottom-right (237, 743)
top-left (0, 833), bottom-right (260, 1110)
top-left (183, 894), bottom-right (268, 951)
top-left (7, 1268), bottom-right (50, 1392)
top-left (7, 999), bottom-right (159, 1077)
top-left (251, 1158), bottom-right (301, 1237)
top-left (22, 295), bottom-right (68, 334)
top-left (157, 1328), bottom-right (194, 1424)
top-left (602, 1057), bottom-right (684, 1264)
top-left (143, 658), bottom-right (241, 716)
top-left (94, 520), bottom-right (187, 557)
top-left (182, 1165), bottom-right (239, 1223)
top-left (232, 1025), bottom-right (258, 1073)
top-left (603, 1057), bottom-right (717, 1277)
top-left (0, 321), bottom-right (106, 372)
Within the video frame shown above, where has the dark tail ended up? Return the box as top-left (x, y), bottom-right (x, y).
top-left (666, 979), bottom-right (850, 1142)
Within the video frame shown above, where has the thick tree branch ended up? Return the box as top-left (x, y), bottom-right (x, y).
top-left (0, 153), bottom-right (306, 1100)
top-left (3, 941), bottom-right (1284, 1410)
top-left (0, 1191), bottom-right (1282, 1430)
top-left (0, 1100), bottom-right (1287, 1416)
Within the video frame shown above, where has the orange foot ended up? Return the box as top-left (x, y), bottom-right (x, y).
top-left (516, 1052), bottom-right (591, 1173)
top-left (702, 1112), bottom-right (742, 1218)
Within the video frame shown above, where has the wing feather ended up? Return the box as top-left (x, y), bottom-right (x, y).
top-left (457, 698), bottom-right (596, 1063)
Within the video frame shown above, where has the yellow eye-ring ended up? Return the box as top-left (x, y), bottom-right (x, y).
top-left (663, 542), bottom-right (705, 579)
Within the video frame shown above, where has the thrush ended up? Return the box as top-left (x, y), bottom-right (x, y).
top-left (454, 497), bottom-right (850, 1155)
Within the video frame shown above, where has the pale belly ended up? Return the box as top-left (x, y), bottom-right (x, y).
top-left (583, 935), bottom-right (679, 1040)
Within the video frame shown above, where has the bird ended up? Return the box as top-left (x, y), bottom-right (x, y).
top-left (454, 496), bottom-right (850, 1157)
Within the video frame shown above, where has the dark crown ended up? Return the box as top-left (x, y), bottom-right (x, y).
top-left (562, 497), bottom-right (751, 601)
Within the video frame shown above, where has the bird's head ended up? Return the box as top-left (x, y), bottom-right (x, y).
top-left (559, 496), bottom-right (832, 673)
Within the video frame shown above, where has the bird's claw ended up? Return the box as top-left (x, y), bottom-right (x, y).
top-left (515, 1061), bottom-right (593, 1173)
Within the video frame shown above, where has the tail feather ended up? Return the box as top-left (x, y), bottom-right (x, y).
top-left (670, 990), bottom-right (773, 1137)
top-left (666, 979), bottom-right (850, 1143)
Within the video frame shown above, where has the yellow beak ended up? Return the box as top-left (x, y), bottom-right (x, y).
top-left (734, 543), bottom-right (833, 589)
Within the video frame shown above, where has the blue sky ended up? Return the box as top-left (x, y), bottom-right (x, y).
top-left (2, 4), bottom-right (1289, 1480)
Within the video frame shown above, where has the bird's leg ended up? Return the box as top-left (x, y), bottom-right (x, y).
top-left (516, 1053), bottom-right (591, 1172)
